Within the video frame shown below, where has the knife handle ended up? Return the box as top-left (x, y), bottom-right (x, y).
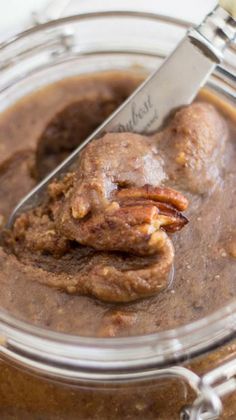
top-left (188, 3), bottom-right (236, 63)
top-left (219, 0), bottom-right (236, 19)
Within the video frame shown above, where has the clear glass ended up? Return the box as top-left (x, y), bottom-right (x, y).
top-left (0, 7), bottom-right (235, 420)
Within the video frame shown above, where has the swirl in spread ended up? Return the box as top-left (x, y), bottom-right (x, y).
top-left (7, 102), bottom-right (227, 303)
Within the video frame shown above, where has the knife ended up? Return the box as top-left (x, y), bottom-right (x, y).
top-left (7, 1), bottom-right (236, 227)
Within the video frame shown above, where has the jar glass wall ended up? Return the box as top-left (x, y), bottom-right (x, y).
top-left (0, 6), bottom-right (235, 420)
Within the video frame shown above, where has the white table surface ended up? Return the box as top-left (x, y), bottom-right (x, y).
top-left (0, 0), bottom-right (218, 42)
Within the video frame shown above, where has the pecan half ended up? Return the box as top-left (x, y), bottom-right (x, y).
top-left (56, 184), bottom-right (188, 256)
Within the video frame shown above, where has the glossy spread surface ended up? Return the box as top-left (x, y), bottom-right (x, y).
top-left (0, 71), bottom-right (235, 338)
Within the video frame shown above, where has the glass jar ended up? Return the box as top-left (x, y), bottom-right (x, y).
top-left (0, 4), bottom-right (235, 420)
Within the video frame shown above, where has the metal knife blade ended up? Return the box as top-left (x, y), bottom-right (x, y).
top-left (107, 36), bottom-right (216, 135)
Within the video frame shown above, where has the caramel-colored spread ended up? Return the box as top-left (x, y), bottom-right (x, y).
top-left (8, 131), bottom-right (189, 302)
top-left (0, 71), bottom-right (235, 420)
top-left (0, 71), bottom-right (235, 338)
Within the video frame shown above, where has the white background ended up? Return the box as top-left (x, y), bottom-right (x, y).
top-left (0, 0), bottom-right (218, 41)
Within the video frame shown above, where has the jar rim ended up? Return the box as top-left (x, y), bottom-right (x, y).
top-left (0, 10), bottom-right (235, 381)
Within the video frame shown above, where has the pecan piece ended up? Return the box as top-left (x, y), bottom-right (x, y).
top-left (56, 184), bottom-right (188, 256)
top-left (116, 185), bottom-right (188, 211)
